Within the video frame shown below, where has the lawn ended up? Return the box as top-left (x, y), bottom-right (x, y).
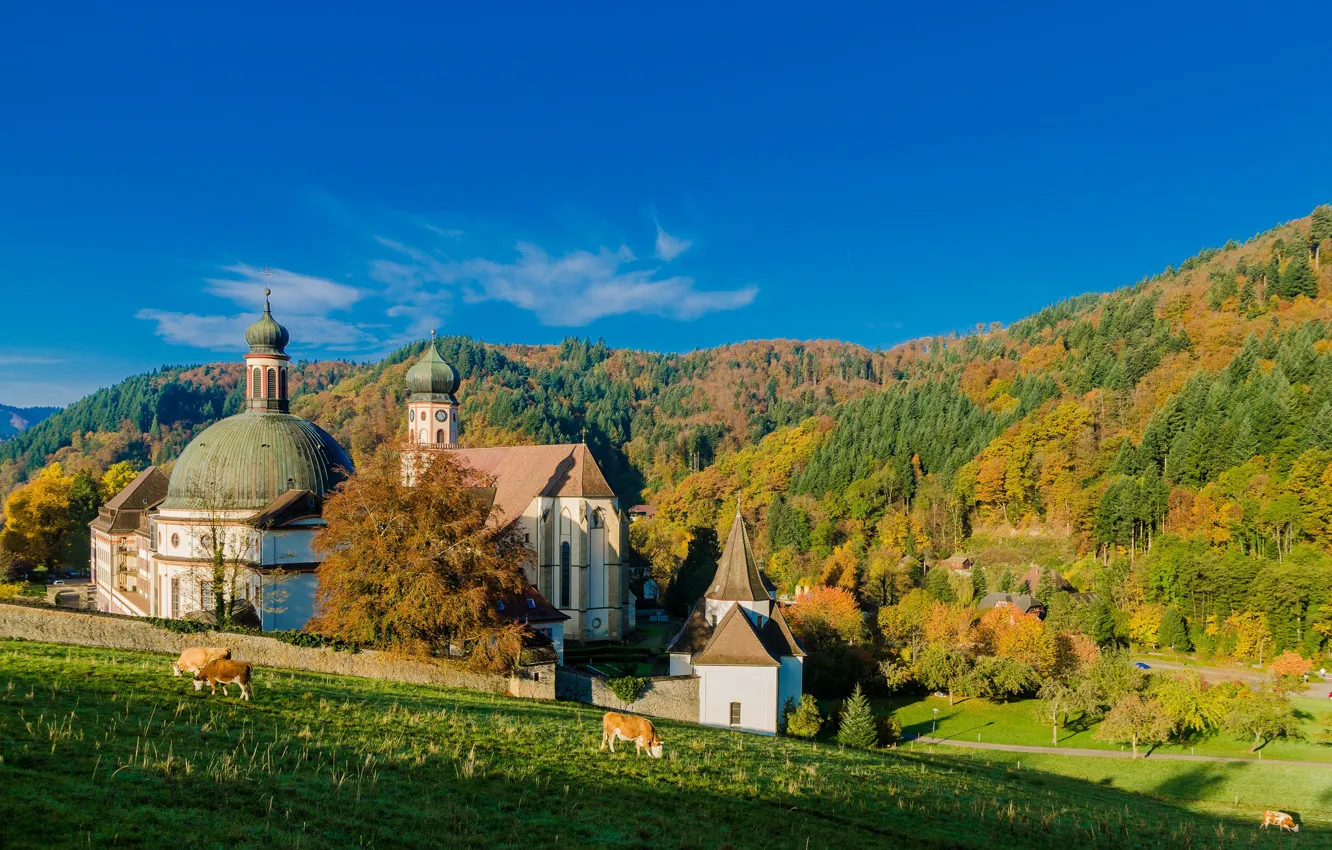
top-left (877, 693), bottom-right (1332, 763)
top-left (0, 640), bottom-right (1328, 848)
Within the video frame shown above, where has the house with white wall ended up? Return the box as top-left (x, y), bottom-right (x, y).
top-left (666, 511), bottom-right (804, 735)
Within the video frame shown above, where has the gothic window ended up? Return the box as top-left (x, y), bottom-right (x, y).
top-left (266, 367), bottom-right (277, 399)
top-left (591, 508), bottom-right (605, 529)
top-left (436, 429), bottom-right (444, 443)
top-left (559, 541), bottom-right (571, 608)
top-left (251, 368), bottom-right (261, 398)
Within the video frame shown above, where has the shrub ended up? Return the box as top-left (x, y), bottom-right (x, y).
top-left (877, 714), bottom-right (904, 746)
top-left (836, 683), bottom-right (879, 749)
top-left (0, 583), bottom-right (21, 600)
top-left (607, 675), bottom-right (647, 704)
top-left (783, 694), bottom-right (824, 738)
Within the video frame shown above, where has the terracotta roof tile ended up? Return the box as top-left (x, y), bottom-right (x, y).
top-left (693, 605), bottom-right (780, 667)
top-left (448, 443), bottom-right (615, 525)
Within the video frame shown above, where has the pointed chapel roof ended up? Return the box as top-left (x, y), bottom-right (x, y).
top-left (692, 605), bottom-right (781, 667)
top-left (757, 605), bottom-right (806, 659)
top-left (704, 511), bottom-right (770, 602)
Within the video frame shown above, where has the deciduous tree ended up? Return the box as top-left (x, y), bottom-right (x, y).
top-left (311, 447), bottom-right (530, 671)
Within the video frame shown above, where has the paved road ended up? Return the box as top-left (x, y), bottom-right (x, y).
top-left (910, 735), bottom-right (1332, 767)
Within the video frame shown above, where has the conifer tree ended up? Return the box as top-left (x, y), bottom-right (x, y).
top-left (925, 564), bottom-right (956, 602)
top-left (836, 684), bottom-right (879, 749)
top-left (1158, 607), bottom-right (1191, 651)
top-left (784, 694), bottom-right (824, 738)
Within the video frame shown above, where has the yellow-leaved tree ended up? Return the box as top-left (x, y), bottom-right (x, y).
top-left (100, 461), bottom-right (140, 500)
top-left (1, 463), bottom-right (74, 567)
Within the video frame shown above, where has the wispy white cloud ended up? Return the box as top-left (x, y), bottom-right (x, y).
top-left (377, 239), bottom-right (756, 326)
top-left (654, 221), bottom-right (692, 261)
top-left (0, 355), bottom-right (66, 366)
top-left (138, 265), bottom-right (377, 352)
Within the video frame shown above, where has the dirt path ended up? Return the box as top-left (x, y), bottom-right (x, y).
top-left (910, 735), bottom-right (1332, 767)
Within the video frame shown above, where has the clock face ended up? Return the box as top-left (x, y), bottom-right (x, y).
top-left (435, 410), bottom-right (447, 422)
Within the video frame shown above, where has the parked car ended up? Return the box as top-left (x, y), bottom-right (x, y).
top-left (50, 580), bottom-right (66, 586)
top-left (1133, 662), bottom-right (1151, 670)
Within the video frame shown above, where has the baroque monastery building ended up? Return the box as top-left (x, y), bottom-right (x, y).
top-left (91, 298), bottom-right (629, 648)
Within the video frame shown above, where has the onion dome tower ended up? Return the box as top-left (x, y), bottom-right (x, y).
top-left (244, 286), bottom-right (292, 413)
top-left (405, 331), bottom-right (462, 446)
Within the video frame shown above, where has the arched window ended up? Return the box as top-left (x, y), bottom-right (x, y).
top-left (559, 541), bottom-right (571, 608)
top-left (436, 429), bottom-right (444, 443)
top-left (279, 368), bottom-right (288, 399)
top-left (419, 429), bottom-right (428, 443)
top-left (251, 368), bottom-right (261, 398)
top-left (266, 367), bottom-right (277, 399)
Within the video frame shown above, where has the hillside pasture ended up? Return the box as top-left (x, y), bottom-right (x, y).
top-left (0, 640), bottom-right (1328, 848)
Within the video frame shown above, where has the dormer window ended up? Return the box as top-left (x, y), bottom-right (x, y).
top-left (497, 600), bottom-right (505, 611)
top-left (526, 597), bottom-right (536, 609)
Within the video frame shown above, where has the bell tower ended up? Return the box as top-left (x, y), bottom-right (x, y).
top-left (243, 282), bottom-right (292, 414)
top-left (404, 331), bottom-right (461, 447)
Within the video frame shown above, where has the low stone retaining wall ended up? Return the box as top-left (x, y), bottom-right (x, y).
top-left (556, 666), bottom-right (698, 723)
top-left (0, 601), bottom-right (554, 700)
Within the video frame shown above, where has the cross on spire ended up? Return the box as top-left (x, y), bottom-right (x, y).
top-left (262, 266), bottom-right (273, 309)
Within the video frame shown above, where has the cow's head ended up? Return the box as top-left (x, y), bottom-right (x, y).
top-left (1293, 825), bottom-right (1301, 833)
top-left (648, 736), bottom-right (663, 759)
top-left (192, 672), bottom-right (206, 691)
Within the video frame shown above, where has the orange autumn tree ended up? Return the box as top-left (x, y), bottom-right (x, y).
top-left (786, 585), bottom-right (864, 647)
top-left (972, 606), bottom-right (1058, 674)
top-left (310, 447), bottom-right (530, 671)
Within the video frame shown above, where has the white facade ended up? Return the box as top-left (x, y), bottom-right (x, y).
top-left (697, 663), bottom-right (781, 735)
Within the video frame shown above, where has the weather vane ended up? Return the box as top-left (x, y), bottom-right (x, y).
top-left (262, 265), bottom-right (273, 304)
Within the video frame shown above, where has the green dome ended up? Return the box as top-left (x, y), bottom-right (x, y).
top-left (244, 293), bottom-right (290, 356)
top-left (405, 341), bottom-right (461, 398)
top-left (161, 412), bottom-right (353, 511)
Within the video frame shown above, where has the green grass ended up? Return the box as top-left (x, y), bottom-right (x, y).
top-left (1, 641), bottom-right (1330, 848)
top-left (877, 693), bottom-right (1332, 763)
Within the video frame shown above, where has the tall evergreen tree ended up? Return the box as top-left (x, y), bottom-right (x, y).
top-left (836, 684), bottom-right (879, 749)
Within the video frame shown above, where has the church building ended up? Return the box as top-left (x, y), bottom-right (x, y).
top-left (90, 300), bottom-right (629, 647)
top-left (92, 291), bottom-right (353, 629)
top-left (666, 511), bottom-right (804, 735)
top-left (401, 337), bottom-right (631, 642)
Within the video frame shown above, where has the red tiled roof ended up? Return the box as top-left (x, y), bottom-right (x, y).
top-left (449, 443), bottom-right (615, 525)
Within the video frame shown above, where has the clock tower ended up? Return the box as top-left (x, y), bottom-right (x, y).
top-left (404, 332), bottom-right (461, 447)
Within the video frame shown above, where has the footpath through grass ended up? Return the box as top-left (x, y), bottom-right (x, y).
top-left (879, 693), bottom-right (1332, 764)
top-left (0, 640), bottom-right (1328, 848)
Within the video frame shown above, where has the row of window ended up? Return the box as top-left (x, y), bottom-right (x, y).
top-left (249, 366), bottom-right (288, 400)
top-left (417, 429), bottom-right (451, 443)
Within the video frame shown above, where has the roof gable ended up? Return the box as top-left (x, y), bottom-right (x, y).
top-left (449, 443), bottom-right (615, 524)
top-left (693, 605), bottom-right (780, 667)
top-left (704, 513), bottom-right (770, 603)
top-left (758, 605), bottom-right (805, 659)
top-left (104, 466), bottom-right (169, 511)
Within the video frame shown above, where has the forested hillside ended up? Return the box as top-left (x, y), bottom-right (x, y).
top-left (0, 404), bottom-right (57, 441)
top-left (633, 205), bottom-right (1332, 663)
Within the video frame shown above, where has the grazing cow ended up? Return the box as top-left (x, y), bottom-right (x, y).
top-left (1261, 811), bottom-right (1299, 832)
top-left (172, 646), bottom-right (231, 677)
top-left (600, 711), bottom-right (663, 758)
top-left (192, 659), bottom-right (253, 701)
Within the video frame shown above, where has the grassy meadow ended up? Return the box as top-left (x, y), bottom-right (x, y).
top-left (0, 640), bottom-right (1330, 848)
top-left (879, 693), bottom-right (1332, 763)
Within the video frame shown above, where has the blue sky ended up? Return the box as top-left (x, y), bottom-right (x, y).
top-left (2, 2), bottom-right (1330, 407)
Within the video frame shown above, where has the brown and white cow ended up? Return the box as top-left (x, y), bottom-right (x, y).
top-left (192, 659), bottom-right (253, 701)
top-left (172, 646), bottom-right (231, 677)
top-left (1261, 811), bottom-right (1299, 832)
top-left (600, 711), bottom-right (663, 758)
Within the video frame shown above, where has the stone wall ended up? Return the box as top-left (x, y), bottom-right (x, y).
top-left (556, 666), bottom-right (698, 723)
top-left (0, 602), bottom-right (555, 700)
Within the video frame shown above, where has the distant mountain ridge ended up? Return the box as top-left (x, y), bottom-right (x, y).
top-left (0, 404), bottom-right (59, 440)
